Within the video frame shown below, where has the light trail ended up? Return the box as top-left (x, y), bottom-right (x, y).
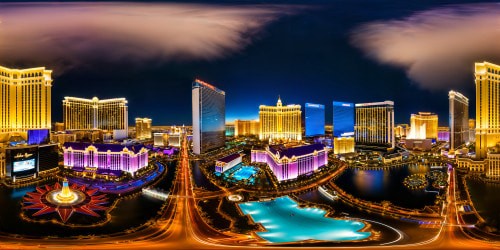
top-left (0, 135), bottom-right (498, 249)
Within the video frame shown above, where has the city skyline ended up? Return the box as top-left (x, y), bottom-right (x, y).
top-left (1, 1), bottom-right (500, 249)
top-left (3, 1), bottom-right (499, 126)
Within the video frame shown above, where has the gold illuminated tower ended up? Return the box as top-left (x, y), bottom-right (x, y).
top-left (0, 66), bottom-right (53, 133)
top-left (234, 119), bottom-right (260, 137)
top-left (63, 97), bottom-right (128, 132)
top-left (469, 119), bottom-right (476, 143)
top-left (475, 62), bottom-right (500, 159)
top-left (135, 118), bottom-right (152, 139)
top-left (333, 137), bottom-right (355, 154)
top-left (259, 97), bottom-right (302, 142)
top-left (355, 101), bottom-right (395, 148)
top-left (408, 112), bottom-right (438, 139)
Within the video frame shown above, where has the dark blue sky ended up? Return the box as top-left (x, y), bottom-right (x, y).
top-left (4, 0), bottom-right (497, 126)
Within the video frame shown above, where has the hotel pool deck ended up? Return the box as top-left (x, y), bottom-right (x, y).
top-left (231, 166), bottom-right (258, 181)
top-left (238, 196), bottom-right (371, 243)
top-left (217, 164), bottom-right (259, 184)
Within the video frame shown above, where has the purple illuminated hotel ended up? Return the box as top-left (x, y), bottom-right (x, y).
top-left (251, 144), bottom-right (328, 181)
top-left (63, 142), bottom-right (148, 177)
top-left (215, 153), bottom-right (242, 173)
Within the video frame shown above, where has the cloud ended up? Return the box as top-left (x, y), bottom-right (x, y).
top-left (0, 2), bottom-right (300, 74)
top-left (350, 3), bottom-right (500, 91)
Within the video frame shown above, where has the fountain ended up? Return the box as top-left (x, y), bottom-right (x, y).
top-left (46, 178), bottom-right (85, 206)
top-left (54, 179), bottom-right (78, 204)
top-left (23, 179), bottom-right (108, 223)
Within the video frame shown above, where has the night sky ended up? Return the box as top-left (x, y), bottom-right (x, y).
top-left (2, 0), bottom-right (500, 126)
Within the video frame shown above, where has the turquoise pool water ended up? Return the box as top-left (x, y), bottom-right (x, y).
top-left (239, 196), bottom-right (371, 243)
top-left (216, 164), bottom-right (259, 184)
top-left (231, 166), bottom-right (258, 181)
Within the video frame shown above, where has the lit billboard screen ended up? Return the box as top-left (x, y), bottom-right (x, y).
top-left (13, 159), bottom-right (36, 173)
top-left (6, 146), bottom-right (39, 177)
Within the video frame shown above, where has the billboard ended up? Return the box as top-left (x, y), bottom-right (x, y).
top-left (13, 159), bottom-right (36, 172)
top-left (6, 146), bottom-right (39, 178)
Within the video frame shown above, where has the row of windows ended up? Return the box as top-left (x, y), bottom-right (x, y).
top-left (0, 78), bottom-right (44, 84)
top-left (486, 67), bottom-right (500, 74)
top-left (0, 71), bottom-right (44, 78)
top-left (0, 83), bottom-right (50, 130)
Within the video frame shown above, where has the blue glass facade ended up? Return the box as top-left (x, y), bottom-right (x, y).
top-left (305, 103), bottom-right (325, 137)
top-left (192, 80), bottom-right (226, 154)
top-left (332, 101), bottom-right (354, 137)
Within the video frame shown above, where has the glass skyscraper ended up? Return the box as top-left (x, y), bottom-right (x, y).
top-left (332, 101), bottom-right (354, 137)
top-left (305, 103), bottom-right (325, 137)
top-left (192, 79), bottom-right (226, 155)
top-left (448, 90), bottom-right (469, 150)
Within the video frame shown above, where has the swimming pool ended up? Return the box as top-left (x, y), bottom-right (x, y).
top-left (216, 164), bottom-right (259, 184)
top-left (231, 166), bottom-right (258, 181)
top-left (238, 196), bottom-right (371, 243)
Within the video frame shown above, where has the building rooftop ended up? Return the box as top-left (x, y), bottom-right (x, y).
top-left (355, 100), bottom-right (394, 107)
top-left (217, 153), bottom-right (242, 163)
top-left (63, 142), bottom-right (145, 153)
top-left (269, 144), bottom-right (325, 159)
top-left (192, 79), bottom-right (225, 95)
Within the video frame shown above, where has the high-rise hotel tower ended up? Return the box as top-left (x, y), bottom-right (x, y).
top-left (63, 97), bottom-right (128, 132)
top-left (0, 66), bottom-right (53, 133)
top-left (355, 101), bottom-right (395, 148)
top-left (475, 62), bottom-right (500, 159)
top-left (305, 103), bottom-right (325, 137)
top-left (135, 118), bottom-right (152, 139)
top-left (332, 101), bottom-right (354, 137)
top-left (192, 79), bottom-right (226, 155)
top-left (234, 120), bottom-right (260, 137)
top-left (449, 91), bottom-right (469, 150)
top-left (408, 112), bottom-right (438, 139)
top-left (259, 97), bottom-right (302, 142)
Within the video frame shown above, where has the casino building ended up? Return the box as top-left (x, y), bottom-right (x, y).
top-left (215, 153), bottom-right (243, 173)
top-left (135, 118), bottom-right (152, 139)
top-left (251, 144), bottom-right (328, 181)
top-left (234, 120), bottom-right (260, 137)
top-left (355, 101), bottom-right (395, 149)
top-left (63, 97), bottom-right (128, 139)
top-left (0, 66), bottom-right (53, 134)
top-left (0, 144), bottom-right (59, 182)
top-left (332, 101), bottom-right (354, 137)
top-left (449, 91), bottom-right (469, 150)
top-left (63, 142), bottom-right (148, 178)
top-left (475, 61), bottom-right (500, 159)
top-left (305, 103), bottom-right (325, 137)
top-left (259, 97), bottom-right (302, 142)
top-left (192, 79), bottom-right (226, 155)
top-left (408, 112), bottom-right (439, 140)
top-left (456, 61), bottom-right (500, 181)
top-left (333, 137), bottom-right (355, 154)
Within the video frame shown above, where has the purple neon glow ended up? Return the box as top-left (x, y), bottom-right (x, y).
top-left (63, 143), bottom-right (148, 174)
top-left (438, 131), bottom-right (450, 142)
top-left (216, 153), bottom-right (242, 173)
top-left (251, 144), bottom-right (328, 181)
